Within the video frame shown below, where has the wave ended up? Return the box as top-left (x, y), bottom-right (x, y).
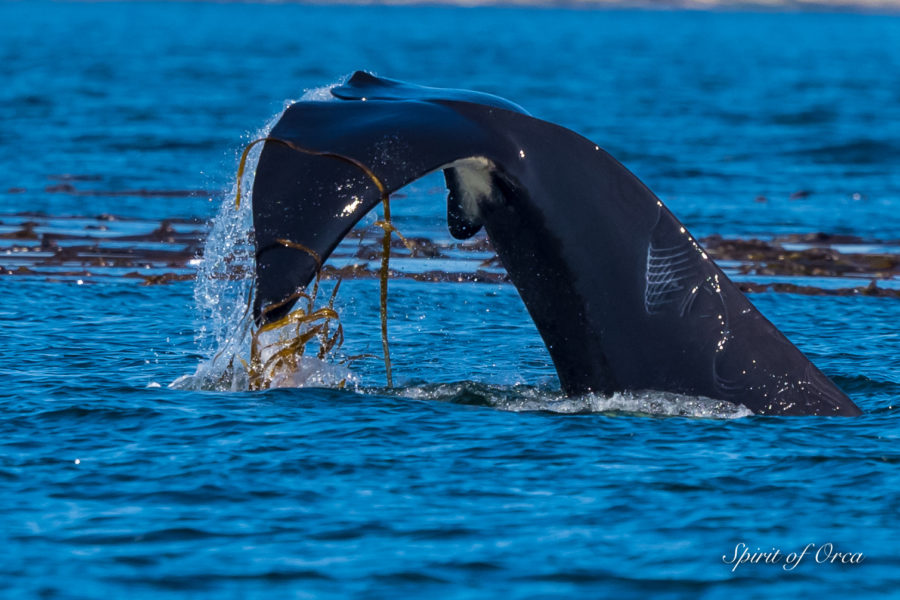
top-left (393, 381), bottom-right (752, 419)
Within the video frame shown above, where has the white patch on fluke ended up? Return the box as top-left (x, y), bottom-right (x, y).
top-left (444, 156), bottom-right (497, 223)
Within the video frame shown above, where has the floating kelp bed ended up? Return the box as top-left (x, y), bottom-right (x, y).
top-left (2, 210), bottom-right (900, 296)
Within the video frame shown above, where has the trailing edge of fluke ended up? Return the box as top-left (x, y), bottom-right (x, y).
top-left (249, 71), bottom-right (861, 416)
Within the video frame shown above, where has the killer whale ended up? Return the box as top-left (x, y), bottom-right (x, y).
top-left (250, 71), bottom-right (861, 416)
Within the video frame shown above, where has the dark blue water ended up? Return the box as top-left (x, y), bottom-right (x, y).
top-left (2, 2), bottom-right (899, 597)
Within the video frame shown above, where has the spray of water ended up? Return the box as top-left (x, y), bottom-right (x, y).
top-left (396, 383), bottom-right (753, 419)
top-left (172, 83), bottom-right (355, 391)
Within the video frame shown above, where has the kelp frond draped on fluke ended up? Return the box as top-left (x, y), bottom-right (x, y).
top-left (233, 136), bottom-right (408, 389)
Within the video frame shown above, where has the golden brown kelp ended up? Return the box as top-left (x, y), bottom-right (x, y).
top-left (232, 136), bottom-right (413, 389)
top-left (242, 274), bottom-right (344, 390)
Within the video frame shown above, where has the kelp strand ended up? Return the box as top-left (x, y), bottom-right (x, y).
top-left (233, 135), bottom-right (402, 388)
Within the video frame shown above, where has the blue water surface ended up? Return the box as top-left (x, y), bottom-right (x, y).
top-left (2, 2), bottom-right (899, 598)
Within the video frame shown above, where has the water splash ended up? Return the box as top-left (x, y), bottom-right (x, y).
top-left (396, 382), bottom-right (753, 419)
top-left (301, 82), bottom-right (342, 102)
top-left (173, 82), bottom-right (353, 391)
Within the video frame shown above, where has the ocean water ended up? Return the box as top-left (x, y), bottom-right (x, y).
top-left (2, 2), bottom-right (900, 598)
